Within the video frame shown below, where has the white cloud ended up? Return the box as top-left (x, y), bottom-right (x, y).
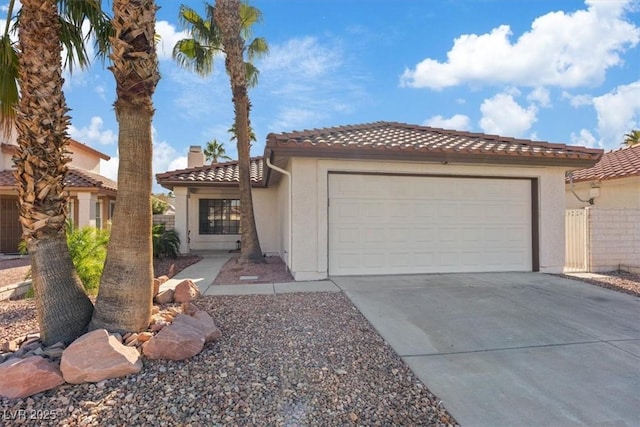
top-left (479, 92), bottom-right (538, 137)
top-left (570, 129), bottom-right (598, 148)
top-left (259, 36), bottom-right (368, 132)
top-left (401, 0), bottom-right (639, 89)
top-left (69, 116), bottom-right (117, 145)
top-left (562, 91), bottom-right (593, 107)
top-left (592, 81), bottom-right (640, 148)
top-left (423, 114), bottom-right (471, 131)
top-left (527, 87), bottom-right (551, 107)
top-left (156, 21), bottom-right (190, 61)
top-left (261, 36), bottom-right (342, 79)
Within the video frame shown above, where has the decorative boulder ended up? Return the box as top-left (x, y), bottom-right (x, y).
top-left (60, 329), bottom-right (142, 384)
top-left (193, 311), bottom-right (222, 342)
top-left (142, 315), bottom-right (205, 360)
top-left (173, 279), bottom-right (201, 303)
top-left (0, 356), bottom-right (65, 399)
top-left (154, 289), bottom-right (174, 304)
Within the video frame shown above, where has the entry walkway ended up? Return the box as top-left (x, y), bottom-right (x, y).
top-left (159, 250), bottom-right (339, 295)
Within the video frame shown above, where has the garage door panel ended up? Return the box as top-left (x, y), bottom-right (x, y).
top-left (329, 174), bottom-right (532, 275)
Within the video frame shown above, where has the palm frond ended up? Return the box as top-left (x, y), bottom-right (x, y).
top-left (173, 38), bottom-right (214, 76)
top-left (247, 36), bottom-right (268, 61)
top-left (0, 34), bottom-right (19, 138)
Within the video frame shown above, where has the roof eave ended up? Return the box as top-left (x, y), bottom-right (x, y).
top-left (267, 146), bottom-right (602, 168)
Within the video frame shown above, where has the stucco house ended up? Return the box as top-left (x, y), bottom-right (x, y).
top-left (565, 144), bottom-right (640, 272)
top-left (157, 121), bottom-right (602, 280)
top-left (0, 130), bottom-right (117, 254)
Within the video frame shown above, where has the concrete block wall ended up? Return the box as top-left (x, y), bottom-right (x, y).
top-left (153, 214), bottom-right (175, 230)
top-left (588, 208), bottom-right (640, 272)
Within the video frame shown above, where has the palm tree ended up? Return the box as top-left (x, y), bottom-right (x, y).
top-left (204, 138), bottom-right (232, 163)
top-left (90, 0), bottom-right (160, 333)
top-left (622, 130), bottom-right (640, 147)
top-left (11, 0), bottom-right (97, 345)
top-left (214, 0), bottom-right (265, 263)
top-left (1, 0), bottom-right (110, 137)
top-left (175, 0), bottom-right (267, 264)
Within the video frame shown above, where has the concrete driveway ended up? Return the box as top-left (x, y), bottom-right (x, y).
top-left (332, 273), bottom-right (640, 427)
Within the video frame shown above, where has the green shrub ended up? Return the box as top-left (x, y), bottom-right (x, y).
top-left (151, 197), bottom-right (169, 214)
top-left (152, 223), bottom-right (180, 259)
top-left (66, 224), bottom-right (110, 294)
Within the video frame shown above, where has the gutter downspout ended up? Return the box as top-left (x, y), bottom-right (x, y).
top-left (567, 171), bottom-right (594, 205)
top-left (265, 156), bottom-right (292, 272)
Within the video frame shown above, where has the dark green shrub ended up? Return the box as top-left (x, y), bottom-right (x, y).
top-left (152, 223), bottom-right (180, 259)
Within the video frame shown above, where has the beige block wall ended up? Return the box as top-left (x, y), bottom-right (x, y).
top-left (289, 157), bottom-right (568, 280)
top-left (588, 208), bottom-right (640, 272)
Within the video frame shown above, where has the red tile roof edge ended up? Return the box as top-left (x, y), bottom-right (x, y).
top-left (568, 144), bottom-right (640, 183)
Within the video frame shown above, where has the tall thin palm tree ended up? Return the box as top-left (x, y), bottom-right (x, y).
top-left (214, 0), bottom-right (264, 263)
top-left (90, 0), bottom-right (160, 333)
top-left (622, 130), bottom-right (640, 147)
top-left (175, 0), bottom-right (267, 264)
top-left (12, 0), bottom-right (96, 345)
top-left (204, 138), bottom-right (232, 163)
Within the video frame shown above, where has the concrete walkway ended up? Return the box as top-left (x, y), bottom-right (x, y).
top-left (333, 273), bottom-right (640, 427)
top-left (159, 250), bottom-right (340, 295)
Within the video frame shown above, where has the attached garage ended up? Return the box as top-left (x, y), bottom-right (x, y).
top-left (328, 173), bottom-right (535, 275)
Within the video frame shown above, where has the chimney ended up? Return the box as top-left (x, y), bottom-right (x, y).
top-left (187, 145), bottom-right (205, 168)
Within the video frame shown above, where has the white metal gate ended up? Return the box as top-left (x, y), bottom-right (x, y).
top-left (565, 209), bottom-right (588, 272)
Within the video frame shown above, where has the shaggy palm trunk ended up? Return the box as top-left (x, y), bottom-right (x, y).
top-left (13, 0), bottom-right (93, 346)
top-left (90, 0), bottom-right (159, 333)
top-left (215, 0), bottom-right (264, 264)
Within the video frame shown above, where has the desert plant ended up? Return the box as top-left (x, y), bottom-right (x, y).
top-left (152, 223), bottom-right (180, 259)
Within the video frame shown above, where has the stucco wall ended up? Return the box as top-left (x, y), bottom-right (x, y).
top-left (566, 177), bottom-right (640, 209)
top-left (288, 157), bottom-right (568, 280)
top-left (184, 186), bottom-right (280, 254)
top-left (588, 208), bottom-right (640, 272)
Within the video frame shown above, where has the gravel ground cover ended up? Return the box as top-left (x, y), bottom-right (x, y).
top-left (212, 256), bottom-right (294, 285)
top-left (557, 270), bottom-right (640, 297)
top-left (1, 293), bottom-right (458, 426)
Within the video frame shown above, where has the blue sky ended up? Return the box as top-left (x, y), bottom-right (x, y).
top-left (4, 0), bottom-right (640, 192)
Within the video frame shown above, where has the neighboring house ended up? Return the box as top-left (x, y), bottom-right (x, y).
top-left (565, 145), bottom-right (640, 272)
top-left (0, 130), bottom-right (117, 254)
top-left (157, 121), bottom-right (602, 280)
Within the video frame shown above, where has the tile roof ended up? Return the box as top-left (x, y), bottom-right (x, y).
top-left (569, 144), bottom-right (640, 182)
top-left (266, 121), bottom-right (602, 166)
top-left (0, 167), bottom-right (117, 193)
top-left (155, 158), bottom-right (264, 188)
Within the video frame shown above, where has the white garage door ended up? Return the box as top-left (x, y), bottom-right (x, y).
top-left (328, 174), bottom-right (533, 275)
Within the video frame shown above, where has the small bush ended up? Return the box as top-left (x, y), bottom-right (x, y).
top-left (152, 223), bottom-right (180, 259)
top-left (151, 197), bottom-right (169, 214)
top-left (66, 224), bottom-right (110, 294)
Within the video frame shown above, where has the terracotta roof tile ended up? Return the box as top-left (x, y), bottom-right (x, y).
top-left (266, 121), bottom-right (602, 165)
top-left (0, 167), bottom-right (117, 193)
top-left (156, 157), bottom-right (264, 187)
top-left (569, 144), bottom-right (640, 182)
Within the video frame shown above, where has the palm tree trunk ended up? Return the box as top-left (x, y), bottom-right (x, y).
top-left (215, 0), bottom-right (264, 264)
top-left (14, 0), bottom-right (93, 346)
top-left (90, 0), bottom-right (159, 333)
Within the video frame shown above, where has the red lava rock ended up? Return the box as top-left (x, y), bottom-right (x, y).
top-left (153, 278), bottom-right (161, 297)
